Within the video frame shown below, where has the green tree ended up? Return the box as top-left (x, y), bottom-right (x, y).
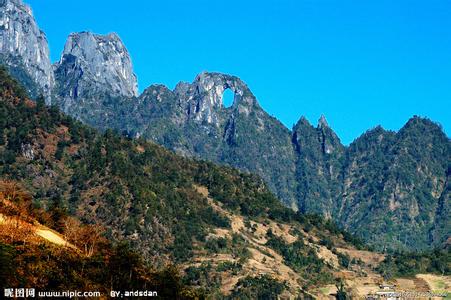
top-left (0, 243), bottom-right (16, 287)
top-left (335, 280), bottom-right (348, 300)
top-left (36, 94), bottom-right (45, 111)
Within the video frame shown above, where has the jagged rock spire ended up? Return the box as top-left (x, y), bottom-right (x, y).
top-left (55, 31), bottom-right (138, 98)
top-left (296, 116), bottom-right (312, 127)
top-left (318, 114), bottom-right (329, 128)
top-left (0, 0), bottom-right (54, 101)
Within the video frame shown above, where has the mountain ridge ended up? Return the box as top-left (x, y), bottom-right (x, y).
top-left (1, 72), bottom-right (447, 296)
top-left (0, 65), bottom-right (384, 298)
top-left (0, 0), bottom-right (449, 252)
top-left (0, 0), bottom-right (54, 100)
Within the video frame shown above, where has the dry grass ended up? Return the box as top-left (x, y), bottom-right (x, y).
top-left (194, 185), bottom-right (451, 299)
top-left (416, 274), bottom-right (451, 293)
top-left (337, 247), bottom-right (385, 267)
top-left (193, 185), bottom-right (302, 295)
top-left (0, 212), bottom-right (77, 249)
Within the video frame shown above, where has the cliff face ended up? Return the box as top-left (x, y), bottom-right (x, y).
top-left (292, 116), bottom-right (345, 216)
top-left (53, 32), bottom-right (138, 118)
top-left (55, 32), bottom-right (137, 98)
top-left (173, 72), bottom-right (258, 125)
top-left (0, 0), bottom-right (54, 101)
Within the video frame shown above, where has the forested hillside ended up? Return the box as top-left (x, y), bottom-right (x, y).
top-left (0, 67), bottom-right (363, 297)
top-left (0, 67), bottom-right (449, 298)
top-left (1, 0), bottom-right (449, 252)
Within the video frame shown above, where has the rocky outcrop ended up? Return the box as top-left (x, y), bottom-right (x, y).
top-left (138, 72), bottom-right (299, 209)
top-left (53, 31), bottom-right (138, 114)
top-left (0, 0), bottom-right (54, 101)
top-left (174, 72), bottom-right (258, 125)
top-left (292, 116), bottom-right (345, 215)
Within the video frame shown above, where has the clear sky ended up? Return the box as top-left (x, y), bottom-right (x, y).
top-left (27, 0), bottom-right (450, 144)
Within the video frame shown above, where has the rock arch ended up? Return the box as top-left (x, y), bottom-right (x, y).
top-left (222, 88), bottom-right (235, 108)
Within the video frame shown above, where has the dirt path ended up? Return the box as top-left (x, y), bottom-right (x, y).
top-left (416, 274), bottom-right (451, 292)
top-left (35, 228), bottom-right (70, 247)
top-left (0, 213), bottom-right (76, 249)
top-left (413, 276), bottom-right (431, 292)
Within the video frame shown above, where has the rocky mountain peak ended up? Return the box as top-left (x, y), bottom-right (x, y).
top-left (1, 0), bottom-right (29, 12)
top-left (294, 116), bottom-right (312, 129)
top-left (173, 81), bottom-right (191, 96)
top-left (0, 0), bottom-right (54, 101)
top-left (318, 114), bottom-right (329, 128)
top-left (293, 114), bottom-right (343, 157)
top-left (175, 71), bottom-right (258, 124)
top-left (195, 71), bottom-right (256, 107)
top-left (402, 116), bottom-right (443, 133)
top-left (55, 31), bottom-right (138, 99)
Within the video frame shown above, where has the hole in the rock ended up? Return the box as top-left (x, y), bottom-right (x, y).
top-left (222, 88), bottom-right (234, 108)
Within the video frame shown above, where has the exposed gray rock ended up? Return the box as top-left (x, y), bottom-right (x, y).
top-left (21, 143), bottom-right (34, 160)
top-left (139, 71), bottom-right (299, 210)
top-left (0, 0), bottom-right (54, 101)
top-left (292, 115), bottom-right (345, 215)
top-left (53, 31), bottom-right (138, 113)
top-left (174, 71), bottom-right (257, 126)
top-left (318, 114), bottom-right (329, 129)
top-left (317, 115), bottom-right (342, 155)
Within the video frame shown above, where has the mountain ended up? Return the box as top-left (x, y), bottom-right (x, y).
top-left (0, 178), bottom-right (198, 298)
top-left (0, 66), bottom-right (369, 298)
top-left (342, 120), bottom-right (450, 249)
top-left (2, 66), bottom-right (449, 298)
top-left (135, 72), bottom-right (299, 211)
top-left (0, 0), bottom-right (449, 252)
top-left (292, 115), bottom-right (345, 216)
top-left (83, 74), bottom-right (451, 251)
top-left (53, 31), bottom-right (138, 118)
top-left (0, 0), bottom-right (54, 101)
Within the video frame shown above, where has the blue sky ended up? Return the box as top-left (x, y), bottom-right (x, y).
top-left (28, 0), bottom-right (450, 144)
